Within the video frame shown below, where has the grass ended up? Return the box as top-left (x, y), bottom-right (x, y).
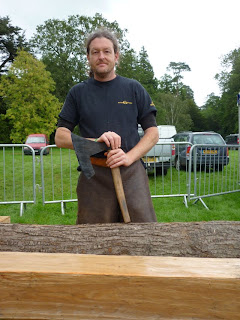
top-left (0, 147), bottom-right (240, 224)
top-left (152, 193), bottom-right (240, 222)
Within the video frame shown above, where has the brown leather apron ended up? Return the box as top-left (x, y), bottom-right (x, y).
top-left (76, 160), bottom-right (157, 224)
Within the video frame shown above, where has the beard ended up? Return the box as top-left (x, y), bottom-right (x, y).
top-left (90, 61), bottom-right (116, 80)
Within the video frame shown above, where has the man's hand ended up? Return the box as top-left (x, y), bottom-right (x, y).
top-left (106, 148), bottom-right (133, 168)
top-left (98, 127), bottom-right (159, 169)
top-left (97, 131), bottom-right (121, 150)
top-left (106, 126), bottom-right (159, 168)
top-left (97, 131), bottom-right (131, 168)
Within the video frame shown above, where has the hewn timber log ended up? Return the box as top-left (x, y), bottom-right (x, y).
top-left (0, 221), bottom-right (239, 257)
top-left (0, 252), bottom-right (239, 320)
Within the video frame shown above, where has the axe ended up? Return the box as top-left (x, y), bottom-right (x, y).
top-left (71, 133), bottom-right (131, 223)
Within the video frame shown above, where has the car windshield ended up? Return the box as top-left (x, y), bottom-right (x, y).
top-left (193, 134), bottom-right (224, 145)
top-left (26, 137), bottom-right (45, 143)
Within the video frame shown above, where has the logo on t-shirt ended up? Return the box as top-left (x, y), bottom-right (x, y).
top-left (118, 101), bottom-right (133, 105)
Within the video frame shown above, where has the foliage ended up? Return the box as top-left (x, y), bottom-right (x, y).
top-left (30, 13), bottom-right (129, 102)
top-left (154, 92), bottom-right (193, 131)
top-left (156, 61), bottom-right (199, 130)
top-left (116, 47), bottom-right (137, 79)
top-left (0, 16), bottom-right (29, 75)
top-left (202, 48), bottom-right (240, 137)
top-left (0, 16), bottom-right (29, 142)
top-left (134, 46), bottom-right (158, 95)
top-left (0, 50), bottom-right (61, 142)
top-left (187, 99), bottom-right (206, 131)
top-left (200, 93), bottom-right (222, 133)
top-left (3, 13), bottom-right (240, 137)
top-left (166, 62), bottom-right (191, 97)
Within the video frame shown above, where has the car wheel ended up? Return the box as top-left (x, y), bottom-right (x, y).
top-left (215, 164), bottom-right (224, 171)
top-left (156, 167), bottom-right (168, 176)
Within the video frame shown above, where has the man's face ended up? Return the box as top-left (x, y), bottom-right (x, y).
top-left (87, 37), bottom-right (119, 81)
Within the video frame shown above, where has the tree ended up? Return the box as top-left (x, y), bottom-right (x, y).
top-left (187, 99), bottom-right (206, 131)
top-left (156, 61), bottom-right (198, 130)
top-left (154, 93), bottom-right (193, 131)
top-left (31, 13), bottom-right (129, 102)
top-left (0, 50), bottom-right (61, 143)
top-left (158, 73), bottom-right (176, 94)
top-left (201, 93), bottom-right (222, 133)
top-left (0, 16), bottom-right (29, 75)
top-left (166, 62), bottom-right (191, 97)
top-left (214, 48), bottom-right (240, 136)
top-left (0, 16), bottom-right (29, 142)
top-left (116, 47), bottom-right (138, 79)
top-left (134, 46), bottom-right (158, 95)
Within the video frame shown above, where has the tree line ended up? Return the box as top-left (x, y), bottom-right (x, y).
top-left (0, 13), bottom-right (239, 143)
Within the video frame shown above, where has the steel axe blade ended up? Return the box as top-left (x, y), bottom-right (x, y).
top-left (71, 133), bottom-right (108, 179)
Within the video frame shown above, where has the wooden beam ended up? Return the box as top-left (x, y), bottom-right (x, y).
top-left (0, 221), bottom-right (240, 257)
top-left (0, 252), bottom-right (239, 319)
top-left (0, 216), bottom-right (10, 223)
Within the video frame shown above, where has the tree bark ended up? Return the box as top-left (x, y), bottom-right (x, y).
top-left (0, 221), bottom-right (239, 258)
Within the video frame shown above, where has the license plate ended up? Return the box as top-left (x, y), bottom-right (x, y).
top-left (202, 149), bottom-right (218, 155)
top-left (142, 156), bottom-right (159, 163)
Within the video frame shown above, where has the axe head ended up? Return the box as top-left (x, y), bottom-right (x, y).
top-left (71, 133), bottom-right (108, 179)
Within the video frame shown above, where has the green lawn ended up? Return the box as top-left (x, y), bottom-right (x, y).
top-left (0, 147), bottom-right (239, 224)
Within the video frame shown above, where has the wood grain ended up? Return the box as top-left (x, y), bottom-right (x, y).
top-left (0, 252), bottom-right (240, 319)
top-left (0, 216), bottom-right (10, 223)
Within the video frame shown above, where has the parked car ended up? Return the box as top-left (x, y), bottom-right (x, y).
top-left (139, 125), bottom-right (176, 175)
top-left (173, 131), bottom-right (229, 171)
top-left (24, 134), bottom-right (49, 155)
top-left (225, 134), bottom-right (239, 149)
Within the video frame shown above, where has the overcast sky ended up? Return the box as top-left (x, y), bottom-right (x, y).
top-left (2, 0), bottom-right (240, 106)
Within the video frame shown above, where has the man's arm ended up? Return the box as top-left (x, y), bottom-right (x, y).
top-left (55, 126), bottom-right (121, 150)
top-left (55, 127), bottom-right (74, 149)
top-left (128, 126), bottom-right (159, 161)
top-left (56, 125), bottom-right (159, 168)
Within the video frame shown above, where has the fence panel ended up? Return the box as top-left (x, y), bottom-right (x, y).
top-left (40, 142), bottom-right (240, 214)
top-left (0, 144), bottom-right (36, 216)
top-left (188, 144), bottom-right (240, 209)
top-left (40, 145), bottom-right (79, 214)
top-left (143, 142), bottom-right (193, 207)
top-left (41, 143), bottom-right (194, 213)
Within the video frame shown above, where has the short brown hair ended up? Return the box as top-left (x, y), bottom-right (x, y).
top-left (86, 29), bottom-right (119, 54)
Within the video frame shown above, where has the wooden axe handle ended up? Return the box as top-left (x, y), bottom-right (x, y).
top-left (111, 167), bottom-right (131, 223)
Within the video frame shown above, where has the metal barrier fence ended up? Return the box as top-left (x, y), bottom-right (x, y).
top-left (142, 142), bottom-right (194, 207)
top-left (1, 142), bottom-right (239, 216)
top-left (40, 142), bottom-right (195, 213)
top-left (188, 144), bottom-right (240, 209)
top-left (0, 144), bottom-right (36, 216)
top-left (40, 145), bottom-right (79, 214)
top-left (40, 142), bottom-right (240, 213)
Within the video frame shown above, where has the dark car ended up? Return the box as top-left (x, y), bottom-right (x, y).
top-left (225, 134), bottom-right (239, 149)
top-left (173, 132), bottom-right (229, 171)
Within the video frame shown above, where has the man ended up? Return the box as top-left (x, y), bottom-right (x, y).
top-left (55, 29), bottom-right (159, 224)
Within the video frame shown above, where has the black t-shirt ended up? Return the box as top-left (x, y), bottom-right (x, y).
top-left (59, 75), bottom-right (157, 153)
